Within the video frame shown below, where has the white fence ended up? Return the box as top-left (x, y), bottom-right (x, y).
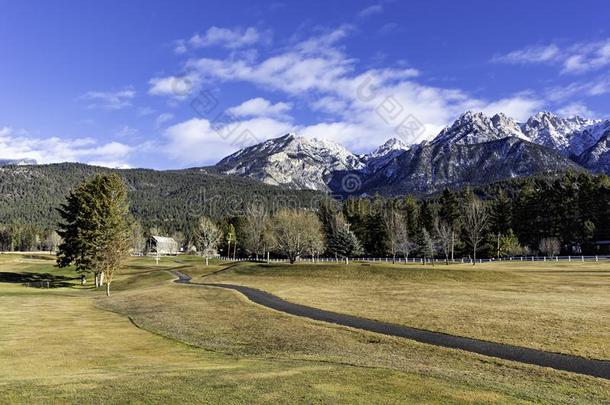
top-left (220, 255), bottom-right (610, 264)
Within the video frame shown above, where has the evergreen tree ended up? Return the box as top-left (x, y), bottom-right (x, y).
top-left (489, 189), bottom-right (512, 258)
top-left (328, 225), bottom-right (364, 264)
top-left (57, 174), bottom-right (132, 296)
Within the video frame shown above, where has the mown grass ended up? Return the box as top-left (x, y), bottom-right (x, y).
top-left (206, 260), bottom-right (610, 360)
top-left (4, 285), bottom-right (469, 404)
top-left (98, 279), bottom-right (610, 404)
top-left (1, 255), bottom-right (609, 403)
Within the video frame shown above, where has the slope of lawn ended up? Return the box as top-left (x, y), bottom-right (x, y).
top-left (0, 255), bottom-right (498, 404)
top-left (205, 260), bottom-right (610, 360)
top-left (1, 254), bottom-right (609, 403)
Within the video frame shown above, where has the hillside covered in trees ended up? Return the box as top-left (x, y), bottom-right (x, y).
top-left (0, 163), bottom-right (321, 250)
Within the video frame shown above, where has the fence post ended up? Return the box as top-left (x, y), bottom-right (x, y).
top-left (568, 256), bottom-right (571, 262)
top-left (582, 256), bottom-right (584, 262)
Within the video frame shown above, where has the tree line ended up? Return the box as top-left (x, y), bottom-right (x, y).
top-left (183, 171), bottom-right (610, 263)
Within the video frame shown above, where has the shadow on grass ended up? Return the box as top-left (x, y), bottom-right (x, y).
top-left (0, 272), bottom-right (79, 288)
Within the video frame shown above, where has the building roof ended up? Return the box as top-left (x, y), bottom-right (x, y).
top-left (151, 236), bottom-right (178, 245)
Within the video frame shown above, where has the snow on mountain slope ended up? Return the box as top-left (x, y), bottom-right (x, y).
top-left (521, 112), bottom-right (610, 157)
top-left (362, 138), bottom-right (410, 173)
top-left (213, 110), bottom-right (609, 195)
top-left (430, 111), bottom-right (527, 146)
top-left (577, 129), bottom-right (610, 174)
top-left (348, 137), bottom-right (583, 196)
top-left (215, 133), bottom-right (365, 190)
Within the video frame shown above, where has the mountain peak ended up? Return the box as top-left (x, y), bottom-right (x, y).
top-left (368, 137), bottom-right (409, 157)
top-left (432, 111), bottom-right (516, 146)
top-left (521, 112), bottom-right (606, 156)
top-left (216, 133), bottom-right (364, 191)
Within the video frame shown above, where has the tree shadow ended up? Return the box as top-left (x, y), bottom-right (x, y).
top-left (0, 272), bottom-right (79, 288)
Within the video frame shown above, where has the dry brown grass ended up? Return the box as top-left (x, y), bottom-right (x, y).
top-left (2, 255), bottom-right (609, 403)
top-left (98, 278), bottom-right (610, 404)
top-left (206, 260), bottom-right (610, 360)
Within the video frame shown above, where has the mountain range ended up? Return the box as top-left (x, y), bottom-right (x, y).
top-left (2, 111), bottom-right (609, 197)
top-left (214, 111), bottom-right (610, 195)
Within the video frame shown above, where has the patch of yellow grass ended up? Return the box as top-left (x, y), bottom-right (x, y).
top-left (208, 260), bottom-right (610, 360)
top-left (1, 256), bottom-right (609, 403)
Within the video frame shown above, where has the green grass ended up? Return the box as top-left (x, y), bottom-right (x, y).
top-left (1, 255), bottom-right (609, 403)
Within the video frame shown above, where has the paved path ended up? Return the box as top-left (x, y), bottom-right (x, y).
top-left (171, 269), bottom-right (610, 380)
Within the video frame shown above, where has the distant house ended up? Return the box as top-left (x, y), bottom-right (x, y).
top-left (147, 236), bottom-right (179, 255)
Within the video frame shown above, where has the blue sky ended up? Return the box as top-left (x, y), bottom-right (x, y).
top-left (0, 0), bottom-right (609, 169)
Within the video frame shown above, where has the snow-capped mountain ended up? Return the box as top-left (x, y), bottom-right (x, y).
top-left (213, 110), bottom-right (609, 195)
top-left (215, 133), bottom-right (365, 191)
top-left (520, 112), bottom-right (610, 157)
top-left (361, 138), bottom-right (410, 173)
top-left (0, 158), bottom-right (37, 166)
top-left (346, 136), bottom-right (581, 196)
top-left (577, 129), bottom-right (610, 174)
top-left (431, 111), bottom-right (526, 146)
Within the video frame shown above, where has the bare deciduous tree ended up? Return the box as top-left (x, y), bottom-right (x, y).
top-left (539, 237), bottom-right (560, 257)
top-left (383, 208), bottom-right (406, 263)
top-left (396, 223), bottom-right (414, 261)
top-left (420, 228), bottom-right (437, 266)
top-left (195, 216), bottom-right (222, 265)
top-left (131, 222), bottom-right (146, 255)
top-left (435, 220), bottom-right (453, 264)
top-left (45, 230), bottom-right (62, 253)
top-left (271, 208), bottom-right (324, 264)
top-left (463, 198), bottom-right (488, 265)
top-left (242, 202), bottom-right (269, 260)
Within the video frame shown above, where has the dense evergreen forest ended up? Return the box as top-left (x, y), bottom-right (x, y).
top-left (0, 163), bottom-right (608, 257)
top-left (336, 171), bottom-right (610, 258)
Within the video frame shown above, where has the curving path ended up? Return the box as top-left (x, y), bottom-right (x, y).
top-left (171, 269), bottom-right (610, 380)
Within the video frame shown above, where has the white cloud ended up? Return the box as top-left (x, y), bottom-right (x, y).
top-left (546, 75), bottom-right (610, 101)
top-left (138, 106), bottom-right (155, 116)
top-left (557, 102), bottom-right (596, 118)
top-left (174, 39), bottom-right (187, 54)
top-left (378, 22), bottom-right (399, 35)
top-left (492, 44), bottom-right (560, 64)
top-left (226, 97), bottom-right (291, 118)
top-left (117, 125), bottom-right (139, 137)
top-left (148, 75), bottom-right (197, 98)
top-left (476, 95), bottom-right (544, 121)
top-left (79, 88), bottom-right (135, 110)
top-left (155, 113), bottom-right (174, 128)
top-left (189, 26), bottom-right (268, 49)
top-left (562, 39), bottom-right (610, 74)
top-left (158, 26), bottom-right (550, 158)
top-left (87, 161), bottom-right (132, 169)
top-left (164, 117), bottom-right (293, 164)
top-left (0, 127), bottom-right (132, 167)
top-left (494, 39), bottom-right (610, 74)
top-left (358, 4), bottom-right (383, 18)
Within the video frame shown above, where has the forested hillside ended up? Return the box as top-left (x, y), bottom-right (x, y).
top-left (0, 162), bottom-right (321, 231)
